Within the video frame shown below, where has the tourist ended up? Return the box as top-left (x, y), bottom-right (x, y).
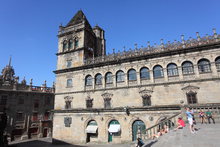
top-left (206, 109), bottom-right (215, 124)
top-left (151, 129), bottom-right (163, 140)
top-left (162, 125), bottom-right (169, 134)
top-left (190, 108), bottom-right (196, 125)
top-left (174, 117), bottom-right (185, 130)
top-left (185, 107), bottom-right (195, 133)
top-left (199, 110), bottom-right (207, 124)
top-left (136, 137), bottom-right (144, 147)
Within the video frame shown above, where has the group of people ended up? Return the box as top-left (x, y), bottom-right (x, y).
top-left (136, 107), bottom-right (216, 146)
top-left (185, 107), bottom-right (215, 133)
top-left (151, 125), bottom-right (169, 140)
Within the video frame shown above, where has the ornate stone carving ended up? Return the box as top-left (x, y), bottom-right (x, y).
top-left (181, 85), bottom-right (200, 93)
top-left (64, 117), bottom-right (72, 127)
top-left (101, 92), bottom-right (113, 99)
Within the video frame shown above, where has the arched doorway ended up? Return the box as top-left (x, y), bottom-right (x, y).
top-left (108, 120), bottom-right (121, 142)
top-left (86, 120), bottom-right (98, 143)
top-left (132, 120), bottom-right (146, 141)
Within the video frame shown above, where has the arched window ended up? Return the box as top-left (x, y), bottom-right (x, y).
top-left (95, 73), bottom-right (102, 85)
top-left (186, 91), bottom-right (197, 104)
top-left (128, 69), bottom-right (137, 81)
top-left (74, 39), bottom-right (79, 48)
top-left (198, 59), bottom-right (211, 73)
top-left (86, 120), bottom-right (98, 140)
top-left (68, 39), bottom-right (73, 49)
top-left (85, 75), bottom-right (92, 86)
top-left (66, 79), bottom-right (72, 87)
top-left (140, 67), bottom-right (150, 80)
top-left (63, 41), bottom-right (67, 51)
top-left (167, 63), bottom-right (179, 77)
top-left (215, 57), bottom-right (220, 71)
top-left (116, 70), bottom-right (124, 82)
top-left (108, 120), bottom-right (121, 140)
top-left (153, 65), bottom-right (164, 78)
top-left (182, 61), bottom-right (194, 75)
top-left (105, 72), bottom-right (113, 84)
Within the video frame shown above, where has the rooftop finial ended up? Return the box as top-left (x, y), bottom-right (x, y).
top-left (196, 32), bottom-right (201, 41)
top-left (8, 56), bottom-right (12, 66)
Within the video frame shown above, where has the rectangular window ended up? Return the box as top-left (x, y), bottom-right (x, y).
top-left (86, 99), bottom-right (93, 108)
top-left (44, 112), bottom-right (49, 120)
top-left (32, 112), bottom-right (38, 121)
top-left (187, 92), bottom-right (197, 104)
top-left (66, 60), bottom-right (72, 68)
top-left (67, 79), bottom-right (72, 87)
top-left (104, 98), bottom-right (111, 109)
top-left (44, 97), bottom-right (50, 106)
top-left (0, 95), bottom-right (8, 105)
top-left (16, 112), bottom-right (23, 121)
top-left (34, 99), bottom-right (39, 108)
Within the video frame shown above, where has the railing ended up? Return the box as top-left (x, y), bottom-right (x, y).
top-left (184, 103), bottom-right (220, 115)
top-left (145, 112), bottom-right (181, 140)
top-left (84, 32), bottom-right (220, 66)
top-left (31, 86), bottom-right (53, 93)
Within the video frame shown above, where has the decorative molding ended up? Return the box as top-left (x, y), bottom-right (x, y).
top-left (64, 96), bottom-right (73, 102)
top-left (101, 92), bottom-right (113, 99)
top-left (181, 85), bottom-right (200, 92)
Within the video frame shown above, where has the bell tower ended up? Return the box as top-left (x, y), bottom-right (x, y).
top-left (56, 10), bottom-right (106, 70)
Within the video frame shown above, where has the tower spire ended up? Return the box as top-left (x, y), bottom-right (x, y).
top-left (8, 56), bottom-right (12, 66)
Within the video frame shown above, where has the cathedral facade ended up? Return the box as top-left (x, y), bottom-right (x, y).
top-left (0, 59), bottom-right (55, 141)
top-left (53, 10), bottom-right (220, 144)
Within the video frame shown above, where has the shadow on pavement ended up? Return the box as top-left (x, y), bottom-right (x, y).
top-left (9, 140), bottom-right (86, 147)
top-left (143, 140), bottom-right (157, 147)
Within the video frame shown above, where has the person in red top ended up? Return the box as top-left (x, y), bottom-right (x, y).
top-left (174, 117), bottom-right (185, 130)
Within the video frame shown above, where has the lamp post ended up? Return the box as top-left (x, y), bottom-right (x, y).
top-left (123, 106), bottom-right (130, 116)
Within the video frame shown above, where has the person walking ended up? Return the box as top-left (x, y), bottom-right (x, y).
top-left (185, 107), bottom-right (195, 133)
top-left (206, 109), bottom-right (215, 124)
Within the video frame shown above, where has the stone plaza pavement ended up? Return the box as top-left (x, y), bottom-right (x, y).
top-left (9, 123), bottom-right (220, 147)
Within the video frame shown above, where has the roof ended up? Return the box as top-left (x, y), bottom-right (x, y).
top-left (66, 10), bottom-right (88, 27)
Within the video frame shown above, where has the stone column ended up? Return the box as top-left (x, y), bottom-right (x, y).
top-left (150, 70), bottom-right (154, 83)
top-left (163, 68), bottom-right (168, 82)
top-left (178, 66), bottom-right (184, 80)
top-left (211, 62), bottom-right (218, 77)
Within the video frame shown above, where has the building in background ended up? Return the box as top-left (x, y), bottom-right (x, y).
top-left (53, 10), bottom-right (220, 144)
top-left (0, 59), bottom-right (55, 141)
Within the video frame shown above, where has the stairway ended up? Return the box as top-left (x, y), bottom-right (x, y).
top-left (143, 124), bottom-right (220, 147)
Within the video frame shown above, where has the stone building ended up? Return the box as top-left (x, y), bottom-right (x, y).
top-left (53, 10), bottom-right (220, 144)
top-left (0, 59), bottom-right (55, 141)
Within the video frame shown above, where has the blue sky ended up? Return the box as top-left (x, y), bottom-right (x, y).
top-left (0, 0), bottom-right (219, 86)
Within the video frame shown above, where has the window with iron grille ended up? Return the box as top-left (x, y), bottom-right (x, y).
top-left (34, 99), bottom-right (39, 108)
top-left (95, 74), bottom-right (102, 85)
top-left (128, 69), bottom-right (137, 81)
top-left (32, 112), bottom-right (38, 121)
top-left (142, 95), bottom-right (151, 106)
top-left (105, 72), bottom-right (113, 84)
top-left (198, 59), bottom-right (211, 73)
top-left (0, 95), bottom-right (7, 105)
top-left (65, 101), bottom-right (72, 109)
top-left (186, 92), bottom-right (197, 104)
top-left (86, 99), bottom-right (93, 108)
top-left (140, 67), bottom-right (150, 80)
top-left (85, 75), bottom-right (93, 86)
top-left (167, 63), bottom-right (179, 76)
top-left (116, 70), bottom-right (125, 82)
top-left (153, 65), bottom-right (164, 78)
top-left (104, 98), bottom-right (111, 108)
top-left (182, 61), bottom-right (194, 75)
top-left (215, 57), bottom-right (220, 71)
